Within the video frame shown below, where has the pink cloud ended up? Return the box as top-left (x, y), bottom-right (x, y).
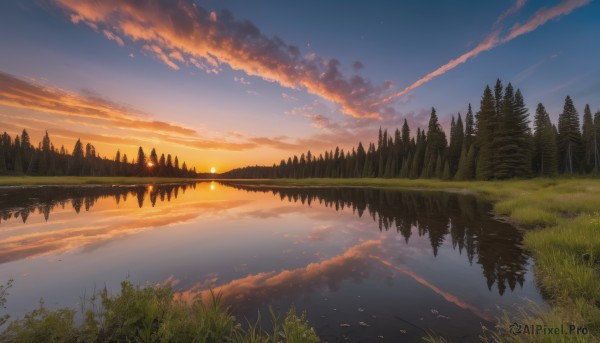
top-left (52, 0), bottom-right (385, 119)
top-left (378, 0), bottom-right (590, 105)
top-left (503, 0), bottom-right (590, 42)
top-left (102, 30), bottom-right (125, 46)
top-left (495, 0), bottom-right (527, 26)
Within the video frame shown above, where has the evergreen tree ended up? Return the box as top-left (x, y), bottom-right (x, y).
top-left (448, 113), bottom-right (464, 176)
top-left (557, 96), bottom-right (581, 174)
top-left (494, 79), bottom-right (503, 118)
top-left (493, 85), bottom-right (531, 179)
top-left (136, 147), bottom-right (146, 175)
top-left (464, 103), bottom-right (475, 149)
top-left (13, 152), bottom-right (23, 175)
top-left (72, 139), bottom-right (84, 175)
top-left (442, 160), bottom-right (450, 180)
top-left (0, 143), bottom-right (6, 174)
top-left (533, 103), bottom-right (558, 176)
top-left (20, 129), bottom-right (32, 173)
top-left (475, 86), bottom-right (496, 180)
top-left (149, 148), bottom-right (159, 176)
top-left (582, 104), bottom-right (595, 172)
top-left (594, 111), bottom-right (600, 172)
top-left (422, 108), bottom-right (447, 178)
top-left (455, 143), bottom-right (470, 180)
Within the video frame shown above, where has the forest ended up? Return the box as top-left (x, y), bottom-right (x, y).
top-left (221, 79), bottom-right (600, 180)
top-left (0, 130), bottom-right (197, 178)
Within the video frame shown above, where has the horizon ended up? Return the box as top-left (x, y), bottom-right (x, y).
top-left (1, 0), bottom-right (599, 173)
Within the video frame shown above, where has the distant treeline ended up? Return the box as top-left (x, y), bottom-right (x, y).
top-left (221, 79), bottom-right (600, 180)
top-left (0, 130), bottom-right (197, 178)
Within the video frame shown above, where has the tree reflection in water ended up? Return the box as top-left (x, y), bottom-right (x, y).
top-left (223, 183), bottom-right (529, 296)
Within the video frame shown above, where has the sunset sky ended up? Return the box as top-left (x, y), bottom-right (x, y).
top-left (1, 0), bottom-right (599, 172)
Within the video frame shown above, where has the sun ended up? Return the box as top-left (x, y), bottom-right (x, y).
top-left (210, 167), bottom-right (216, 174)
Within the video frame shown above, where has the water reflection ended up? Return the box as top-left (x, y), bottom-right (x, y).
top-left (0, 183), bottom-right (195, 224)
top-left (0, 182), bottom-right (541, 342)
top-left (222, 183), bottom-right (529, 296)
top-left (0, 183), bottom-right (252, 264)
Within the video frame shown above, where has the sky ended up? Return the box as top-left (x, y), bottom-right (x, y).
top-left (0, 0), bottom-right (599, 172)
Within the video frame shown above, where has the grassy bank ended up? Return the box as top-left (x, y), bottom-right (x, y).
top-left (224, 178), bottom-right (600, 342)
top-left (0, 176), bottom-right (201, 186)
top-left (0, 280), bottom-right (318, 343)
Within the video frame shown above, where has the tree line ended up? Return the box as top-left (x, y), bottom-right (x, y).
top-left (0, 130), bottom-right (197, 178)
top-left (221, 79), bottom-right (600, 180)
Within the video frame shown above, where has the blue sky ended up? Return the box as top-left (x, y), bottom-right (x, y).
top-left (0, 0), bottom-right (598, 171)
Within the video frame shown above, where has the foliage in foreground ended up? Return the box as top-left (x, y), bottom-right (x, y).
top-left (0, 280), bottom-right (319, 343)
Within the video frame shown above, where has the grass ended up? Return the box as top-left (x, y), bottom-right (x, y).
top-left (224, 177), bottom-right (600, 342)
top-left (0, 176), bottom-right (200, 186)
top-left (0, 280), bottom-right (319, 343)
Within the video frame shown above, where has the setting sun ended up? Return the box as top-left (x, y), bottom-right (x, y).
top-left (210, 167), bottom-right (216, 174)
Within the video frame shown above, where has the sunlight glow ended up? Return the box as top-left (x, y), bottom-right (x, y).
top-left (147, 162), bottom-right (154, 167)
top-left (210, 167), bottom-right (216, 173)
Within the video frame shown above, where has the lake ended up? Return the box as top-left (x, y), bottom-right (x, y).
top-left (0, 181), bottom-right (543, 342)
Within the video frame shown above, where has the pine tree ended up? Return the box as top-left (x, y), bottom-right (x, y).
top-left (582, 104), bottom-right (595, 173)
top-left (494, 79), bottom-right (503, 118)
top-left (423, 108), bottom-right (447, 178)
top-left (434, 154), bottom-right (443, 179)
top-left (475, 86), bottom-right (496, 180)
top-left (72, 139), bottom-right (84, 175)
top-left (136, 147), bottom-right (146, 175)
top-left (13, 152), bottom-right (23, 175)
top-left (0, 143), bottom-right (6, 174)
top-left (448, 113), bottom-right (464, 177)
top-left (464, 103), bottom-right (475, 149)
top-left (149, 148), bottom-right (159, 175)
top-left (20, 129), bottom-right (32, 173)
top-left (493, 85), bottom-right (531, 179)
top-left (557, 96), bottom-right (581, 174)
top-left (442, 160), bottom-right (450, 180)
top-left (533, 103), bottom-right (558, 176)
top-left (594, 111), bottom-right (600, 172)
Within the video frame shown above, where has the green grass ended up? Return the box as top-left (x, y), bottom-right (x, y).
top-left (224, 177), bottom-right (600, 342)
top-left (0, 176), bottom-right (200, 186)
top-left (0, 280), bottom-right (319, 343)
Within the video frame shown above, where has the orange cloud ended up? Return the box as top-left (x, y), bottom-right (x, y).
top-left (0, 71), bottom-right (278, 153)
top-left (0, 71), bottom-right (194, 136)
top-left (52, 0), bottom-right (385, 119)
top-left (176, 240), bottom-right (382, 305)
top-left (378, 0), bottom-right (590, 105)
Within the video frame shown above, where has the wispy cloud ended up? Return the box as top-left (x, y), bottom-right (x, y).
top-left (102, 29), bottom-right (125, 46)
top-left (53, 0), bottom-right (387, 119)
top-left (495, 0), bottom-right (528, 26)
top-left (378, 0), bottom-right (590, 105)
top-left (502, 0), bottom-right (590, 42)
top-left (234, 76), bottom-right (250, 85)
top-left (0, 71), bottom-right (192, 136)
top-left (0, 71), bottom-right (274, 152)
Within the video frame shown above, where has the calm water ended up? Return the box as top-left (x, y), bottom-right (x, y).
top-left (0, 181), bottom-right (543, 342)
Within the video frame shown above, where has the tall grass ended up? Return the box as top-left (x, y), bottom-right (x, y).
top-left (0, 281), bottom-right (319, 343)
